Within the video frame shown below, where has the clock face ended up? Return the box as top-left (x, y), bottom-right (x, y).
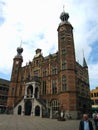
top-left (15, 61), bottom-right (19, 64)
top-left (60, 27), bottom-right (64, 31)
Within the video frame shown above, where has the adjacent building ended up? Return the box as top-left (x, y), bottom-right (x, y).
top-left (0, 78), bottom-right (9, 113)
top-left (7, 10), bottom-right (91, 119)
top-left (90, 87), bottom-right (98, 112)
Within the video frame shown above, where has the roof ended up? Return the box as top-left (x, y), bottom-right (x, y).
top-left (0, 78), bottom-right (10, 85)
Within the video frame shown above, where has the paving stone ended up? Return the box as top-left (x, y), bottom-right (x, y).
top-left (0, 114), bottom-right (96, 130)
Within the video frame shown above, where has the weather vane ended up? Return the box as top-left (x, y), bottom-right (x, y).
top-left (63, 5), bottom-right (65, 12)
top-left (82, 49), bottom-right (84, 58)
top-left (20, 40), bottom-right (23, 47)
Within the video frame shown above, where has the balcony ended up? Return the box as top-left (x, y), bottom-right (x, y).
top-left (26, 76), bottom-right (41, 83)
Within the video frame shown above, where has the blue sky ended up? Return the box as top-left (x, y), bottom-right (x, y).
top-left (0, 0), bottom-right (98, 90)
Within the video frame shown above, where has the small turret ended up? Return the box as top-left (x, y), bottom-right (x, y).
top-left (34, 48), bottom-right (42, 58)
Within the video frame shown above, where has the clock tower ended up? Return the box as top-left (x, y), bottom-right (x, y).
top-left (11, 47), bottom-right (23, 81)
top-left (58, 10), bottom-right (76, 68)
top-left (57, 10), bottom-right (77, 116)
top-left (7, 46), bottom-right (23, 108)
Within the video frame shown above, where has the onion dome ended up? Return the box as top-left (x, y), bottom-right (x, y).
top-left (60, 10), bottom-right (69, 22)
top-left (14, 46), bottom-right (23, 59)
top-left (17, 47), bottom-right (23, 55)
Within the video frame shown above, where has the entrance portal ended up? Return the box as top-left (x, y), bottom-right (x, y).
top-left (18, 105), bottom-right (22, 115)
top-left (25, 100), bottom-right (32, 115)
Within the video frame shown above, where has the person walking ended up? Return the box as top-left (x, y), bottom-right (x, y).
top-left (79, 114), bottom-right (94, 130)
top-left (93, 114), bottom-right (98, 130)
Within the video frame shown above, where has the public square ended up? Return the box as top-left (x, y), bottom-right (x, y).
top-left (0, 114), bottom-right (96, 130)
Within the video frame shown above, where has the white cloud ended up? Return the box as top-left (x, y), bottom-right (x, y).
top-left (0, 0), bottom-right (98, 89)
top-left (89, 63), bottom-right (98, 89)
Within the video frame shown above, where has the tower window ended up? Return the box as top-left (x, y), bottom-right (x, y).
top-left (62, 60), bottom-right (67, 70)
top-left (62, 49), bottom-right (66, 55)
top-left (62, 75), bottom-right (67, 91)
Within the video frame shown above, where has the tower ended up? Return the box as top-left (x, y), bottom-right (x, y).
top-left (57, 9), bottom-right (77, 117)
top-left (7, 46), bottom-right (23, 108)
top-left (58, 9), bottom-right (76, 75)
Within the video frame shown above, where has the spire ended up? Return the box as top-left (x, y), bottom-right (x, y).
top-left (83, 50), bottom-right (88, 68)
top-left (83, 57), bottom-right (87, 68)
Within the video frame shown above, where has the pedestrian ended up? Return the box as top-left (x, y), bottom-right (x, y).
top-left (93, 114), bottom-right (98, 130)
top-left (79, 114), bottom-right (94, 130)
top-left (92, 111), bottom-right (97, 120)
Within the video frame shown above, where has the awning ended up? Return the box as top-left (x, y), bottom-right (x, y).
top-left (92, 107), bottom-right (98, 111)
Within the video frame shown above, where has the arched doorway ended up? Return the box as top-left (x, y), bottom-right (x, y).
top-left (25, 100), bottom-right (32, 115)
top-left (27, 85), bottom-right (33, 97)
top-left (35, 105), bottom-right (40, 116)
top-left (18, 105), bottom-right (22, 115)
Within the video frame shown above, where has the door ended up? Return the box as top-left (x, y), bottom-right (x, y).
top-left (25, 100), bottom-right (32, 115)
top-left (35, 105), bottom-right (40, 116)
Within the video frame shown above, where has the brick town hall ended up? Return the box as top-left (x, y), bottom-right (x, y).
top-left (7, 9), bottom-right (91, 119)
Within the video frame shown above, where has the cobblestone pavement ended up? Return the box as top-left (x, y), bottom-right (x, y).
top-left (0, 114), bottom-right (96, 130)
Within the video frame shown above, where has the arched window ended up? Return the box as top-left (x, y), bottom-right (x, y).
top-left (27, 85), bottom-right (33, 97)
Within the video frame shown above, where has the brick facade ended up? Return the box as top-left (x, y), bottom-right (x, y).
top-left (7, 10), bottom-right (91, 119)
